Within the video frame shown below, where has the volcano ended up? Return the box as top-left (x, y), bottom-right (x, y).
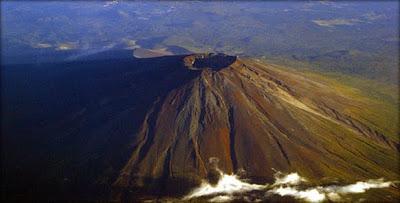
top-left (2, 53), bottom-right (399, 201)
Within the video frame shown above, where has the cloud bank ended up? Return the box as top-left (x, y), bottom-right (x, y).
top-left (183, 158), bottom-right (397, 202)
top-left (268, 178), bottom-right (395, 202)
top-left (183, 165), bottom-right (266, 200)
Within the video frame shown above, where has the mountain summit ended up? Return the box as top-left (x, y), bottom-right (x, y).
top-left (2, 53), bottom-right (398, 200)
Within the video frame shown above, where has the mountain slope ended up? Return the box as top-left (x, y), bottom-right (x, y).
top-left (2, 53), bottom-right (398, 200)
top-left (111, 54), bottom-right (398, 198)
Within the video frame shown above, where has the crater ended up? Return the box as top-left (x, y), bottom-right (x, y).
top-left (184, 53), bottom-right (237, 71)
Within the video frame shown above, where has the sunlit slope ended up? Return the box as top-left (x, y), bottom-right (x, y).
top-left (303, 71), bottom-right (399, 143)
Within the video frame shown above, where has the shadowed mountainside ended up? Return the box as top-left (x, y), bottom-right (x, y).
top-left (2, 53), bottom-right (399, 201)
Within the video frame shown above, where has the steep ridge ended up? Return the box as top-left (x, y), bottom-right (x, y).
top-left (2, 53), bottom-right (398, 200)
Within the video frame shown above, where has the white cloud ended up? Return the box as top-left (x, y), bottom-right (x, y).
top-left (324, 178), bottom-right (393, 194)
top-left (272, 171), bottom-right (306, 186)
top-left (182, 158), bottom-right (396, 202)
top-left (183, 169), bottom-right (266, 200)
top-left (209, 195), bottom-right (233, 202)
top-left (269, 187), bottom-right (325, 202)
top-left (266, 178), bottom-right (395, 202)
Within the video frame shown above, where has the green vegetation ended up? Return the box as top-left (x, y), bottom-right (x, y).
top-left (311, 71), bottom-right (397, 139)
